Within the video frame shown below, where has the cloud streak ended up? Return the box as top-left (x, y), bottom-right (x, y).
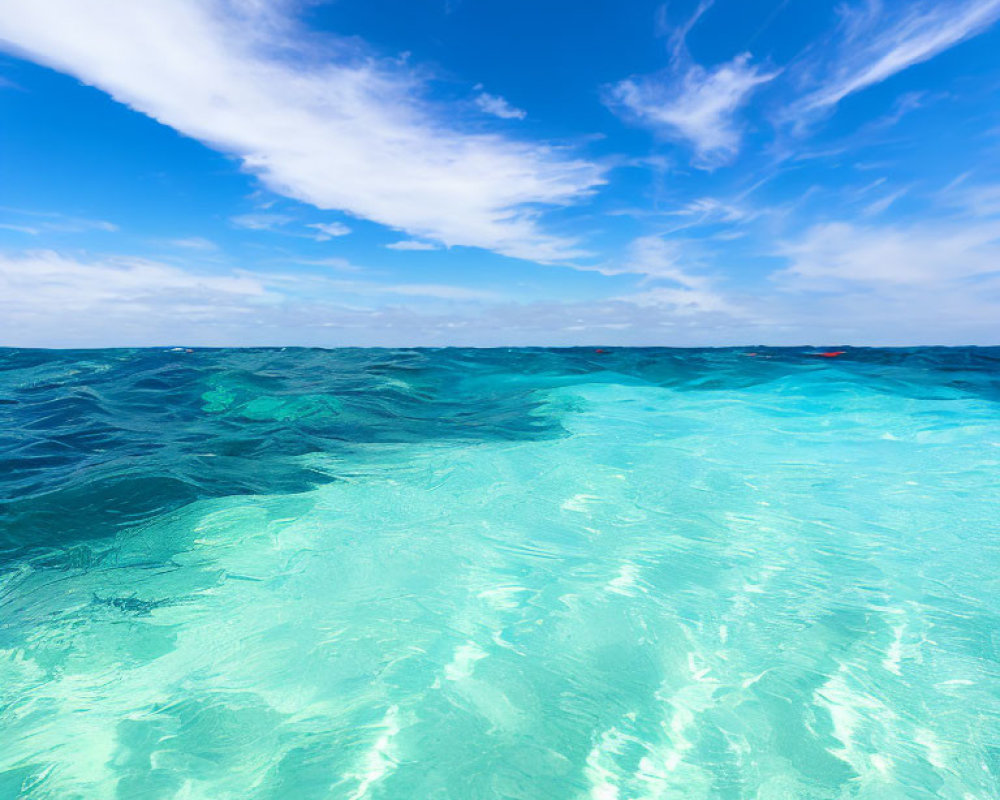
top-left (799, 0), bottom-right (1000, 113)
top-left (308, 222), bottom-right (351, 240)
top-left (385, 240), bottom-right (439, 251)
top-left (0, 207), bottom-right (118, 235)
top-left (776, 218), bottom-right (1000, 287)
top-left (766, 218), bottom-right (1000, 342)
top-left (603, 1), bottom-right (779, 166)
top-left (0, 250), bottom-right (265, 315)
top-left (608, 54), bottom-right (777, 167)
top-left (0, 0), bottom-right (604, 262)
top-left (474, 92), bottom-right (526, 120)
top-left (606, 0), bottom-right (777, 168)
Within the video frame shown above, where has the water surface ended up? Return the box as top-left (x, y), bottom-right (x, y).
top-left (1, 347), bottom-right (998, 799)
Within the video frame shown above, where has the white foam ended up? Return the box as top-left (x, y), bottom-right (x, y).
top-left (444, 641), bottom-right (488, 682)
top-left (344, 705), bottom-right (401, 800)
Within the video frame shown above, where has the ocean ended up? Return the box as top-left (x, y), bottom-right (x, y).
top-left (1, 346), bottom-right (998, 799)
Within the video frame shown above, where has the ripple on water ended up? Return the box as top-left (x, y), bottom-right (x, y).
top-left (0, 346), bottom-right (998, 798)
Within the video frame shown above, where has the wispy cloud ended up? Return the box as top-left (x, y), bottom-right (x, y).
top-left (230, 213), bottom-right (294, 231)
top-left (776, 219), bottom-right (1000, 287)
top-left (797, 0), bottom-right (1000, 113)
top-left (573, 235), bottom-right (739, 316)
top-left (616, 235), bottom-right (706, 282)
top-left (0, 250), bottom-right (265, 313)
top-left (0, 249), bottom-right (500, 341)
top-left (606, 2), bottom-right (777, 167)
top-left (669, 197), bottom-right (754, 225)
top-left (0, 223), bottom-right (39, 235)
top-left (868, 90), bottom-right (927, 129)
top-left (661, 0), bottom-right (715, 64)
top-left (616, 284), bottom-right (738, 316)
top-left (608, 55), bottom-right (777, 167)
top-left (378, 283), bottom-right (498, 300)
top-left (0, 0), bottom-right (604, 262)
top-left (0, 207), bottom-right (118, 235)
top-left (5, 238), bottom-right (991, 347)
top-left (167, 236), bottom-right (218, 250)
top-left (474, 92), bottom-right (526, 120)
top-left (232, 213), bottom-right (351, 241)
top-left (385, 240), bottom-right (439, 251)
top-left (308, 222), bottom-right (352, 240)
top-left (863, 185), bottom-right (909, 216)
top-left (0, 248), bottom-right (757, 347)
top-left (611, 236), bottom-right (739, 315)
top-left (767, 217), bottom-right (1000, 342)
top-left (275, 256), bottom-right (363, 273)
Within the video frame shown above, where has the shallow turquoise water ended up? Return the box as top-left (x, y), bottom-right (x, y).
top-left (1, 347), bottom-right (998, 799)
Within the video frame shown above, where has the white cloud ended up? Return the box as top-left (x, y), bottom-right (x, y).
top-left (617, 235), bottom-right (706, 283)
top-left (232, 214), bottom-right (350, 240)
top-left (0, 248), bottom-right (755, 347)
top-left (282, 256), bottom-right (362, 272)
top-left (4, 244), bottom-right (993, 347)
top-left (474, 92), bottom-right (526, 120)
top-left (262, 271), bottom-right (501, 301)
top-left (168, 236), bottom-right (218, 250)
top-left (571, 235), bottom-right (741, 316)
top-left (0, 248), bottom-right (507, 343)
top-left (776, 219), bottom-right (1000, 288)
top-left (863, 186), bottom-right (909, 216)
top-left (385, 240), bottom-right (439, 251)
top-left (765, 219), bottom-right (1000, 342)
top-left (230, 212), bottom-right (294, 231)
top-left (604, 1), bottom-right (775, 166)
top-left (0, 223), bottom-right (38, 235)
top-left (612, 236), bottom-right (740, 315)
top-left (380, 283), bottom-right (497, 300)
top-left (308, 221), bottom-right (352, 240)
top-left (0, 250), bottom-right (265, 313)
top-left (582, 234), bottom-right (716, 284)
top-left (662, 0), bottom-right (716, 65)
top-left (798, 0), bottom-right (1000, 113)
top-left (0, 0), bottom-right (604, 262)
top-left (0, 208), bottom-right (118, 235)
top-left (949, 181), bottom-right (1000, 218)
top-left (607, 54), bottom-right (778, 166)
top-left (616, 285), bottom-right (737, 316)
top-left (670, 197), bottom-right (752, 224)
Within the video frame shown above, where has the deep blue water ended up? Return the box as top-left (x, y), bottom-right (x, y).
top-left (1, 347), bottom-right (998, 798)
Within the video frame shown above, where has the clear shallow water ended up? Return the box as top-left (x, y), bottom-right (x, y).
top-left (1, 346), bottom-right (998, 799)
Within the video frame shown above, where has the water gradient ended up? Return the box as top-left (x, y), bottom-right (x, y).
top-left (1, 347), bottom-right (998, 798)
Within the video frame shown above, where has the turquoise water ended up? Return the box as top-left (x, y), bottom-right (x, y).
top-left (1, 347), bottom-right (998, 799)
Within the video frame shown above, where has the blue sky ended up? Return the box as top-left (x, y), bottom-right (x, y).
top-left (1, 0), bottom-right (999, 346)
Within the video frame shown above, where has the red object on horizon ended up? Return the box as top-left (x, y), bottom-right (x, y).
top-left (594, 348), bottom-right (609, 354)
top-left (815, 351), bottom-right (846, 358)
